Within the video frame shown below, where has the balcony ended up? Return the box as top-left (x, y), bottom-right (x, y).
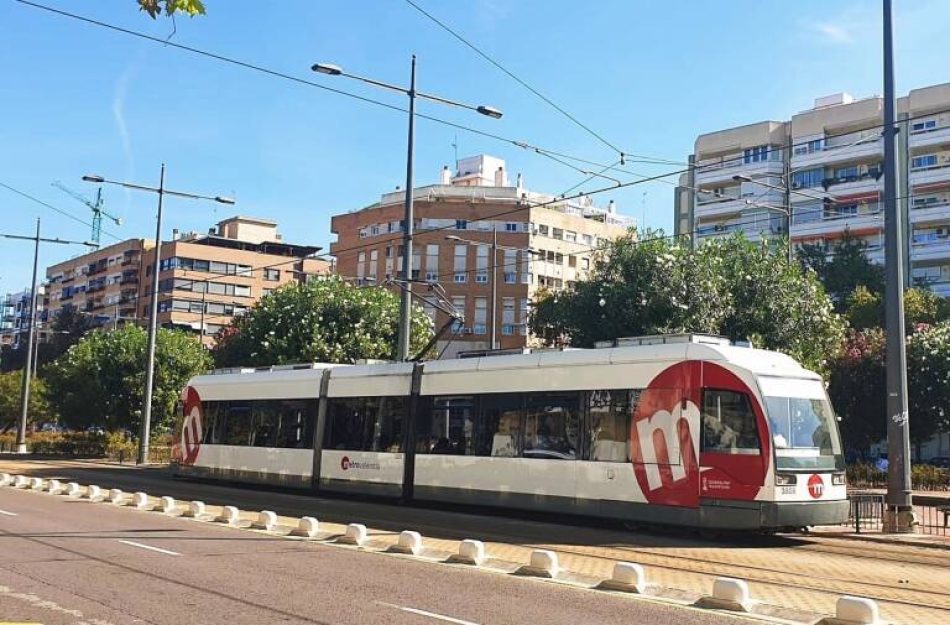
top-left (792, 135), bottom-right (883, 170)
top-left (694, 158), bottom-right (784, 186)
top-left (822, 171), bottom-right (883, 197)
top-left (120, 275), bottom-right (139, 285)
top-left (910, 201), bottom-right (950, 225)
top-left (910, 238), bottom-right (950, 263)
top-left (909, 124), bottom-right (950, 150)
top-left (910, 161), bottom-right (950, 188)
top-left (790, 208), bottom-right (883, 238)
top-left (694, 195), bottom-right (745, 219)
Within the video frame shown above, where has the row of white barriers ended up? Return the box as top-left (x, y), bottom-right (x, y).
top-left (0, 472), bottom-right (882, 625)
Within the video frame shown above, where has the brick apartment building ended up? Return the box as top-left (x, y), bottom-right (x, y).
top-left (45, 216), bottom-right (329, 344)
top-left (331, 155), bottom-right (634, 358)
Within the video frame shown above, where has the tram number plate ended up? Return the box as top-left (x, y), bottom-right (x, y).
top-left (780, 486), bottom-right (796, 495)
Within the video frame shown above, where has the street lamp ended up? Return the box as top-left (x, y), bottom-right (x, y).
top-left (83, 165), bottom-right (234, 465)
top-left (312, 56), bottom-right (502, 361)
top-left (445, 233), bottom-right (539, 351)
top-left (2, 220), bottom-right (96, 453)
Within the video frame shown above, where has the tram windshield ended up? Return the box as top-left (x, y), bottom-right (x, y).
top-left (759, 377), bottom-right (844, 470)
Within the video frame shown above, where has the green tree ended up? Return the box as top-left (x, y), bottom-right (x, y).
top-left (212, 278), bottom-right (434, 367)
top-left (46, 325), bottom-right (211, 433)
top-left (828, 329), bottom-right (887, 455)
top-left (798, 231), bottom-right (884, 311)
top-left (138, 0), bottom-right (206, 18)
top-left (907, 321), bottom-right (950, 452)
top-left (844, 286), bottom-right (947, 332)
top-left (0, 372), bottom-right (52, 432)
top-left (531, 233), bottom-right (843, 373)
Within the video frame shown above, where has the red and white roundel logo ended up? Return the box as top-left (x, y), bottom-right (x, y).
top-left (340, 456), bottom-right (350, 471)
top-left (807, 474), bottom-right (825, 499)
top-left (180, 387), bottom-right (202, 466)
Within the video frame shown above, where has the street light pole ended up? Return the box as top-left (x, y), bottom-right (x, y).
top-left (83, 167), bottom-right (234, 464)
top-left (397, 56), bottom-right (417, 362)
top-left (490, 225), bottom-right (498, 350)
top-left (882, 0), bottom-right (914, 533)
top-left (311, 58), bottom-right (501, 361)
top-left (140, 163), bottom-right (166, 465)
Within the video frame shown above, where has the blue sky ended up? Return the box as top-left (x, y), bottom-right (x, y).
top-left (1, 0), bottom-right (948, 290)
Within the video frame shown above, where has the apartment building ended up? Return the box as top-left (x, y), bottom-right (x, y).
top-left (46, 238), bottom-right (148, 327)
top-left (331, 155), bottom-right (634, 358)
top-left (674, 82), bottom-right (950, 297)
top-left (0, 287), bottom-right (47, 349)
top-left (45, 216), bottom-right (330, 345)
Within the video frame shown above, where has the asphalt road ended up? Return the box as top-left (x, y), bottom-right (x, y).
top-left (0, 486), bottom-right (745, 625)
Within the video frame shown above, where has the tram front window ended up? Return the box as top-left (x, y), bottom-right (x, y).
top-left (764, 394), bottom-right (844, 470)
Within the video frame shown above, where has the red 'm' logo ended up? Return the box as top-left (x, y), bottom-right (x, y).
top-left (807, 474), bottom-right (824, 499)
top-left (341, 456), bottom-right (350, 471)
top-left (180, 387), bottom-right (202, 466)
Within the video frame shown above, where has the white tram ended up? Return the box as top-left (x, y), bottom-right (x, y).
top-left (172, 334), bottom-right (849, 530)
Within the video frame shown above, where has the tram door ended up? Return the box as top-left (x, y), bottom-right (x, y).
top-left (697, 362), bottom-right (769, 502)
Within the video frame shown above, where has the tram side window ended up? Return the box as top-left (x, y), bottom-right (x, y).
top-left (221, 404), bottom-right (253, 446)
top-left (587, 390), bottom-right (638, 462)
top-left (250, 401), bottom-right (279, 447)
top-left (325, 396), bottom-right (406, 452)
top-left (523, 392), bottom-right (579, 460)
top-left (480, 393), bottom-right (524, 457)
top-left (200, 401), bottom-right (223, 444)
top-left (419, 395), bottom-right (477, 455)
top-left (274, 400), bottom-right (317, 449)
top-left (701, 389), bottom-right (760, 454)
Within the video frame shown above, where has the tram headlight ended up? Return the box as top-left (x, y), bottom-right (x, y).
top-left (775, 473), bottom-right (797, 486)
top-left (832, 472), bottom-right (846, 486)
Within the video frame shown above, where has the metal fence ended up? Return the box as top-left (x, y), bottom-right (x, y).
top-left (847, 491), bottom-right (950, 536)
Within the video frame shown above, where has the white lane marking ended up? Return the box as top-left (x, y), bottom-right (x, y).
top-left (0, 509), bottom-right (17, 516)
top-left (376, 602), bottom-right (479, 625)
top-left (116, 539), bottom-right (180, 556)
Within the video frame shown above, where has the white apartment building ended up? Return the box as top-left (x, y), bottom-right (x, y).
top-left (0, 286), bottom-right (47, 350)
top-left (674, 83), bottom-right (950, 297)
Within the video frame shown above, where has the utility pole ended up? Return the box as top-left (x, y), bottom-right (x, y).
top-left (3, 221), bottom-right (95, 453)
top-left (17, 219), bottom-right (41, 454)
top-left (882, 0), bottom-right (915, 533)
top-left (397, 55), bottom-right (418, 362)
top-left (490, 225), bottom-right (498, 350)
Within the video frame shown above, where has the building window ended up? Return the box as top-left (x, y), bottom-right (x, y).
top-left (791, 168), bottom-right (823, 189)
top-left (912, 119), bottom-right (937, 132)
top-left (455, 219), bottom-right (468, 230)
top-left (505, 223), bottom-right (518, 232)
top-left (369, 250), bottom-right (378, 283)
top-left (264, 268), bottom-right (280, 281)
top-left (473, 297), bottom-right (487, 335)
top-left (743, 145), bottom-right (771, 164)
top-left (564, 230), bottom-right (577, 243)
top-left (552, 228), bottom-right (564, 240)
top-left (537, 224), bottom-right (549, 237)
top-left (475, 245), bottom-right (489, 283)
top-left (912, 154), bottom-right (938, 169)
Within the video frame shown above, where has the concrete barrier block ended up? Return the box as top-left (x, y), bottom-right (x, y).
top-left (394, 530), bottom-right (423, 555)
top-left (604, 562), bottom-right (646, 593)
top-left (340, 523), bottom-right (367, 546)
top-left (835, 596), bottom-right (881, 625)
top-left (290, 516), bottom-right (319, 538)
top-left (86, 485), bottom-right (103, 501)
top-left (109, 489), bottom-right (126, 505)
top-left (184, 500), bottom-right (206, 518)
top-left (132, 492), bottom-right (149, 509)
top-left (158, 496), bottom-right (177, 514)
top-left (215, 505), bottom-right (240, 525)
top-left (523, 549), bottom-right (560, 578)
top-left (0, 473), bottom-right (12, 486)
top-left (29, 477), bottom-right (45, 490)
top-left (13, 475), bottom-right (29, 489)
top-left (47, 479), bottom-right (63, 495)
top-left (455, 539), bottom-right (486, 566)
top-left (65, 482), bottom-right (81, 497)
top-left (252, 510), bottom-right (278, 531)
top-left (696, 577), bottom-right (751, 612)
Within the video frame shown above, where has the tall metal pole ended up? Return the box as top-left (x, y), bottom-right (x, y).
top-left (16, 218), bottom-right (41, 454)
top-left (138, 163), bottom-right (165, 465)
top-left (396, 55), bottom-right (417, 362)
top-left (200, 288), bottom-right (206, 345)
top-left (882, 0), bottom-right (914, 533)
top-left (489, 226), bottom-right (498, 350)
